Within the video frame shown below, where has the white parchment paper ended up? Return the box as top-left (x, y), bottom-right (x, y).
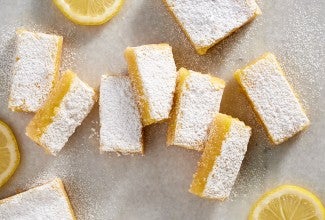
top-left (0, 0), bottom-right (324, 219)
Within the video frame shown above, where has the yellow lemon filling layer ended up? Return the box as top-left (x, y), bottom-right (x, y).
top-left (125, 48), bottom-right (154, 126)
top-left (26, 71), bottom-right (75, 143)
top-left (189, 114), bottom-right (232, 196)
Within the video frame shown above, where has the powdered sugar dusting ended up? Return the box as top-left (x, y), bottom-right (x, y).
top-left (39, 75), bottom-right (96, 155)
top-left (99, 75), bottom-right (143, 154)
top-left (236, 53), bottom-right (310, 144)
top-left (164, 0), bottom-right (260, 53)
top-left (0, 0), bottom-right (323, 219)
top-left (8, 30), bottom-right (62, 112)
top-left (0, 23), bottom-right (78, 113)
top-left (0, 26), bottom-right (16, 106)
top-left (203, 118), bottom-right (251, 199)
top-left (131, 44), bottom-right (177, 122)
top-left (0, 178), bottom-right (75, 220)
top-left (88, 128), bottom-right (98, 139)
top-left (173, 70), bottom-right (225, 150)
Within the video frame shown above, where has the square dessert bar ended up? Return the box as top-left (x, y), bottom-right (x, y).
top-left (0, 178), bottom-right (76, 220)
top-left (125, 44), bottom-right (178, 126)
top-left (167, 68), bottom-right (225, 151)
top-left (163, 0), bottom-right (261, 55)
top-left (9, 30), bottom-right (63, 112)
top-left (99, 75), bottom-right (143, 154)
top-left (26, 70), bottom-right (97, 155)
top-left (190, 113), bottom-right (251, 200)
top-left (234, 53), bottom-right (310, 144)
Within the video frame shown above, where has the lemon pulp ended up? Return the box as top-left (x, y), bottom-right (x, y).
top-left (249, 185), bottom-right (325, 220)
top-left (0, 120), bottom-right (20, 188)
top-left (53, 0), bottom-right (125, 25)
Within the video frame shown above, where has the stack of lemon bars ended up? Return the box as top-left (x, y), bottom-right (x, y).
top-left (1, 0), bottom-right (310, 218)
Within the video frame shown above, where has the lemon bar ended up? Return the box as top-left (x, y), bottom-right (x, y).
top-left (125, 44), bottom-right (178, 126)
top-left (167, 68), bottom-right (225, 151)
top-left (0, 178), bottom-right (76, 220)
top-left (234, 53), bottom-right (310, 144)
top-left (9, 30), bottom-right (63, 112)
top-left (26, 70), bottom-right (96, 155)
top-left (99, 75), bottom-right (143, 154)
top-left (189, 114), bottom-right (251, 200)
top-left (163, 0), bottom-right (261, 55)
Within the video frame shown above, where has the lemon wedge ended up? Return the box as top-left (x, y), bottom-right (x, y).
top-left (249, 185), bottom-right (325, 220)
top-left (53, 0), bottom-right (125, 25)
top-left (0, 120), bottom-right (20, 188)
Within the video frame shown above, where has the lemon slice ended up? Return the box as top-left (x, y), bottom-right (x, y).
top-left (0, 120), bottom-right (20, 188)
top-left (53, 0), bottom-right (125, 25)
top-left (249, 185), bottom-right (325, 220)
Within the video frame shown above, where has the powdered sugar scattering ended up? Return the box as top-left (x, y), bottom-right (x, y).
top-left (88, 128), bottom-right (98, 139)
top-left (0, 0), bottom-right (323, 219)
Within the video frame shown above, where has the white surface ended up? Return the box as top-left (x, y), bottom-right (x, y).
top-left (0, 179), bottom-right (74, 220)
top-left (99, 75), bottom-right (142, 153)
top-left (0, 0), bottom-right (324, 219)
